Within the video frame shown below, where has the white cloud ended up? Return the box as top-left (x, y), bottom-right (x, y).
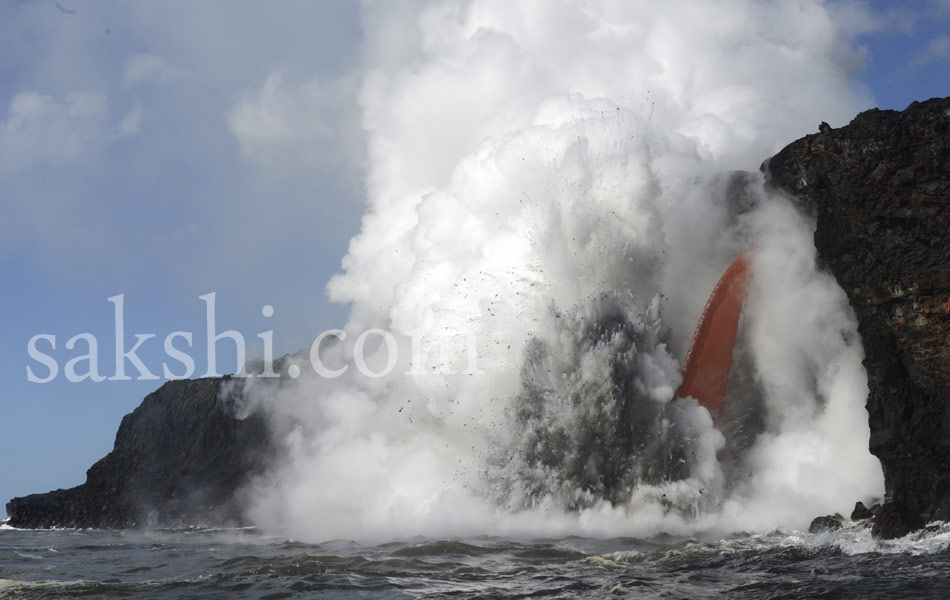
top-left (227, 71), bottom-right (361, 179)
top-left (913, 33), bottom-right (950, 66)
top-left (829, 1), bottom-right (918, 36)
top-left (0, 91), bottom-right (137, 172)
top-left (123, 53), bottom-right (186, 87)
top-left (117, 104), bottom-right (143, 137)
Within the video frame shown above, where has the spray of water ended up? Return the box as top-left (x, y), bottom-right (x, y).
top-left (236, 0), bottom-right (883, 542)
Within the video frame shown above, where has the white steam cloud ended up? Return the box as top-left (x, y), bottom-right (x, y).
top-left (237, 0), bottom-right (883, 542)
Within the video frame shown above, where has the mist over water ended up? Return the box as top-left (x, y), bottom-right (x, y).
top-left (237, 0), bottom-right (883, 542)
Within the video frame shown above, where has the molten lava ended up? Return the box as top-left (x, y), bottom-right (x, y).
top-left (676, 252), bottom-right (753, 416)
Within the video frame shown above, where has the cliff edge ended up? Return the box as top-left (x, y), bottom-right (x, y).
top-left (6, 377), bottom-right (270, 528)
top-left (764, 97), bottom-right (950, 536)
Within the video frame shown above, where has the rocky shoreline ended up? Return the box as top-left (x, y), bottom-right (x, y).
top-left (7, 98), bottom-right (949, 539)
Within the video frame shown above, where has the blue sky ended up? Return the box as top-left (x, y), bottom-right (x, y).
top-left (1, 0), bottom-right (947, 507)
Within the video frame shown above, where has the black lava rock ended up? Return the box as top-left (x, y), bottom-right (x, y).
top-left (850, 501), bottom-right (874, 520)
top-left (809, 514), bottom-right (844, 533)
top-left (872, 501), bottom-right (926, 539)
top-left (765, 97), bottom-right (950, 530)
top-left (5, 377), bottom-right (271, 529)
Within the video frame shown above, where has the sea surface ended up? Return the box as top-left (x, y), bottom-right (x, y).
top-left (1, 522), bottom-right (948, 599)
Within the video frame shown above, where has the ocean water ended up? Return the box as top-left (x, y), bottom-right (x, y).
top-left (2, 523), bottom-right (948, 599)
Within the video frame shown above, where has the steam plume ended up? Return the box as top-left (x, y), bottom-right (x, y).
top-left (238, 0), bottom-right (883, 542)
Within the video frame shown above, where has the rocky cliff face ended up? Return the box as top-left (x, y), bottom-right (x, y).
top-left (6, 377), bottom-right (270, 529)
top-left (764, 97), bottom-right (950, 533)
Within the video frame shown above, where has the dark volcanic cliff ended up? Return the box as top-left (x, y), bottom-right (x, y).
top-left (6, 378), bottom-right (270, 529)
top-left (764, 97), bottom-right (950, 533)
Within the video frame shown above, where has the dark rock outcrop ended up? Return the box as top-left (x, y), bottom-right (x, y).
top-left (6, 377), bottom-right (270, 529)
top-left (809, 513), bottom-right (844, 533)
top-left (871, 501), bottom-right (926, 540)
top-left (850, 501), bottom-right (876, 521)
top-left (765, 97), bottom-right (950, 537)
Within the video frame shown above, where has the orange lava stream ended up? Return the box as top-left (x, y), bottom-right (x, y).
top-left (675, 252), bottom-right (753, 416)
